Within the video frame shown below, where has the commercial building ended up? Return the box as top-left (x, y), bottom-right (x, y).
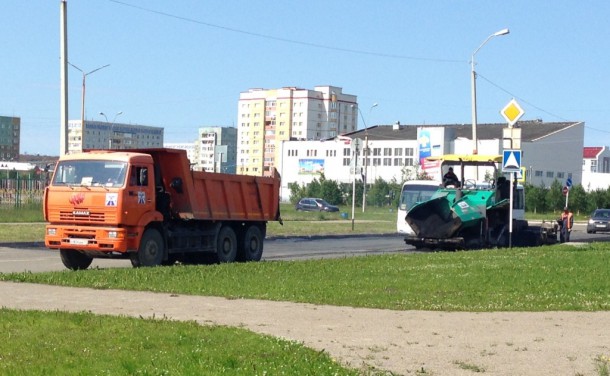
top-left (279, 121), bottom-right (584, 202)
top-left (0, 115), bottom-right (20, 160)
top-left (67, 120), bottom-right (163, 153)
top-left (237, 85), bottom-right (357, 177)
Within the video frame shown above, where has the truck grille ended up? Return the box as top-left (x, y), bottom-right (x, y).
top-left (58, 211), bottom-right (113, 223)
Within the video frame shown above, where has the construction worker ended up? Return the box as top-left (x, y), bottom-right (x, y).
top-left (559, 207), bottom-right (574, 242)
top-left (443, 167), bottom-right (460, 187)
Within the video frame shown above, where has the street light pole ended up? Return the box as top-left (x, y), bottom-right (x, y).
top-left (100, 111), bottom-right (123, 149)
top-left (470, 28), bottom-right (509, 155)
top-left (361, 103), bottom-right (377, 212)
top-left (69, 63), bottom-right (110, 151)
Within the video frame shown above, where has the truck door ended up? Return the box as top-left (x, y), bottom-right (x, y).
top-left (123, 164), bottom-right (155, 225)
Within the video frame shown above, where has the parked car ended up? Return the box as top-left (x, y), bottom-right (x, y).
top-left (586, 209), bottom-right (610, 233)
top-left (295, 198), bottom-right (339, 212)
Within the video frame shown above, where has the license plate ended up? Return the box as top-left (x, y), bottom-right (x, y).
top-left (596, 225), bottom-right (606, 228)
top-left (69, 238), bottom-right (89, 245)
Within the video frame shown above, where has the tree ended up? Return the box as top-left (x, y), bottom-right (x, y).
top-left (367, 178), bottom-right (390, 207)
top-left (400, 163), bottom-right (432, 183)
top-left (546, 179), bottom-right (564, 214)
top-left (568, 184), bottom-right (588, 215)
top-left (525, 183), bottom-right (548, 214)
top-left (288, 182), bottom-right (307, 205)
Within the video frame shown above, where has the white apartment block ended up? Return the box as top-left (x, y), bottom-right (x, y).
top-left (164, 142), bottom-right (197, 166)
top-left (165, 127), bottom-right (237, 173)
top-left (68, 120), bottom-right (163, 154)
top-left (196, 127), bottom-right (237, 173)
top-left (237, 85), bottom-right (357, 177)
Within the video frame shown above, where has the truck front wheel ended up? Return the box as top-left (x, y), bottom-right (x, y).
top-left (216, 226), bottom-right (237, 263)
top-left (60, 249), bottom-right (93, 270)
top-left (239, 225), bottom-right (264, 262)
top-left (131, 229), bottom-right (164, 267)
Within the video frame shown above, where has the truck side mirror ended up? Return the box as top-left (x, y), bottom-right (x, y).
top-left (170, 177), bottom-right (183, 193)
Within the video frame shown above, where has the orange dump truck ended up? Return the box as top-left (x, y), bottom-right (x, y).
top-left (44, 148), bottom-right (281, 270)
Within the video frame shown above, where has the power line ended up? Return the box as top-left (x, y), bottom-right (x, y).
top-left (476, 73), bottom-right (569, 122)
top-left (107, 0), bottom-right (466, 64)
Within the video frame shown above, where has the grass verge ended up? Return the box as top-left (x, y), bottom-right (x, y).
top-left (0, 309), bottom-right (367, 376)
top-left (3, 244), bottom-right (610, 312)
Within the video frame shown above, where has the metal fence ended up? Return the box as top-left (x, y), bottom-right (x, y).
top-left (0, 178), bottom-right (47, 207)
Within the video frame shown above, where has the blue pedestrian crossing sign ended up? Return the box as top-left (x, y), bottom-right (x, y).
top-left (502, 149), bottom-right (521, 172)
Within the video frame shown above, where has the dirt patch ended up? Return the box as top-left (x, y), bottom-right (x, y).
top-left (1, 281), bottom-right (609, 375)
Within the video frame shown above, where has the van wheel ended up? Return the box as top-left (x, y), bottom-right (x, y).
top-left (131, 229), bottom-right (164, 267)
top-left (239, 225), bottom-right (264, 262)
top-left (60, 249), bottom-right (93, 270)
top-left (216, 226), bottom-right (237, 263)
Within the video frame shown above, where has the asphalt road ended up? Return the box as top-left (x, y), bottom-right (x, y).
top-left (1, 225), bottom-right (608, 274)
top-left (0, 234), bottom-right (409, 273)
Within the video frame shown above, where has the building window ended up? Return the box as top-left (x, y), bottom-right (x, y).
top-left (383, 148), bottom-right (392, 156)
top-left (383, 158), bottom-right (392, 166)
top-left (546, 171), bottom-right (554, 178)
top-left (535, 170), bottom-right (543, 177)
top-left (394, 148), bottom-right (403, 156)
top-left (557, 172), bottom-right (565, 179)
top-left (394, 158), bottom-right (403, 166)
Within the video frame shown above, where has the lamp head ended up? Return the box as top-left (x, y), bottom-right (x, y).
top-left (494, 28), bottom-right (510, 36)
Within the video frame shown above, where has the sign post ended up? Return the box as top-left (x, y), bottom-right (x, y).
top-left (501, 98), bottom-right (525, 248)
top-left (502, 149), bottom-right (522, 248)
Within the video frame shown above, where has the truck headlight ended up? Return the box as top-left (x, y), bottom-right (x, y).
top-left (108, 231), bottom-right (118, 239)
top-left (47, 228), bottom-right (57, 236)
top-left (588, 219), bottom-right (594, 224)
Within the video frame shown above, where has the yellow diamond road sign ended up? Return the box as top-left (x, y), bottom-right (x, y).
top-left (501, 98), bottom-right (524, 127)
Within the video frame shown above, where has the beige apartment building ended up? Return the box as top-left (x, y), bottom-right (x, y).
top-left (237, 85), bottom-right (357, 176)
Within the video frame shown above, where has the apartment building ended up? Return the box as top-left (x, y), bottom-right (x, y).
top-left (0, 115), bottom-right (20, 160)
top-left (237, 85), bottom-right (357, 176)
top-left (196, 126), bottom-right (237, 173)
top-left (67, 120), bottom-right (163, 153)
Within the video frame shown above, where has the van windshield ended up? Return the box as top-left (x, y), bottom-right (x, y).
top-left (52, 160), bottom-right (127, 188)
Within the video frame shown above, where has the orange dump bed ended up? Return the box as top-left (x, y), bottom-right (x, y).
top-left (145, 149), bottom-right (281, 222)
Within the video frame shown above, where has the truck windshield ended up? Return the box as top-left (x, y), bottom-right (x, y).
top-left (52, 160), bottom-right (128, 188)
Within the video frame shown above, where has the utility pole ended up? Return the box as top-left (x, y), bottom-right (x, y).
top-left (59, 0), bottom-right (69, 155)
top-left (362, 135), bottom-right (368, 212)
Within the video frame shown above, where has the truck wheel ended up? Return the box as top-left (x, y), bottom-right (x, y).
top-left (131, 229), bottom-right (164, 267)
top-left (216, 226), bottom-right (237, 263)
top-left (239, 225), bottom-right (264, 262)
top-left (60, 249), bottom-right (93, 270)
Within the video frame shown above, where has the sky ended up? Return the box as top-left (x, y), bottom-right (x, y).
top-left (2, 1), bottom-right (610, 156)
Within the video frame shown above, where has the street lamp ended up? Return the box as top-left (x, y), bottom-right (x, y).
top-left (361, 103), bottom-right (378, 212)
top-left (470, 28), bottom-right (509, 154)
top-left (69, 62), bottom-right (110, 150)
top-left (100, 111), bottom-right (123, 149)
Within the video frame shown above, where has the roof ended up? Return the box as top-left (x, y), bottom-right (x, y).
top-left (426, 154), bottom-right (502, 163)
top-left (583, 147), bottom-right (603, 159)
top-left (342, 120), bottom-right (581, 143)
